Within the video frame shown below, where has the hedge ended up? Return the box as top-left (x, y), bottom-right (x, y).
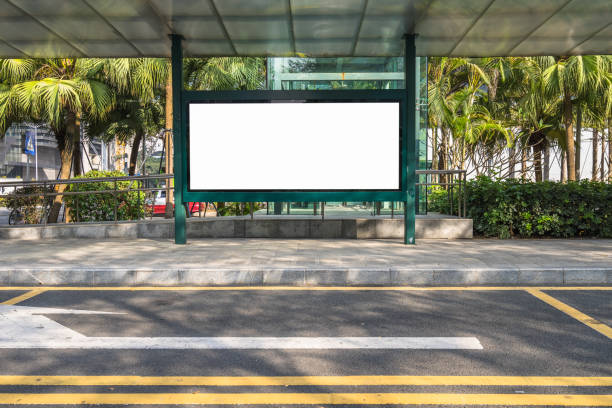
top-left (429, 177), bottom-right (612, 239)
top-left (64, 170), bottom-right (145, 222)
top-left (467, 177), bottom-right (612, 238)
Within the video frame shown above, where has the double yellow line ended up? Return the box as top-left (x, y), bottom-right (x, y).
top-left (0, 375), bottom-right (611, 406)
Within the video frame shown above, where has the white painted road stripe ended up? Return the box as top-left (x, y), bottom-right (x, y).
top-left (0, 336), bottom-right (483, 349)
top-left (0, 305), bottom-right (482, 350)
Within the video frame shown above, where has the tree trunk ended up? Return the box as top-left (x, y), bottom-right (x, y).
top-left (563, 91), bottom-right (576, 181)
top-left (164, 69), bottom-right (174, 218)
top-left (602, 118), bottom-right (612, 183)
top-left (561, 149), bottom-right (567, 183)
top-left (508, 146), bottom-right (515, 179)
top-left (128, 130), bottom-right (143, 176)
top-left (592, 128), bottom-right (599, 181)
top-left (533, 146), bottom-right (542, 182)
top-left (521, 146), bottom-right (527, 180)
top-left (439, 127), bottom-right (448, 186)
top-left (575, 104), bottom-right (581, 179)
top-left (543, 139), bottom-right (550, 181)
top-left (602, 124), bottom-right (607, 182)
top-left (431, 126), bottom-right (438, 170)
top-left (47, 127), bottom-right (75, 223)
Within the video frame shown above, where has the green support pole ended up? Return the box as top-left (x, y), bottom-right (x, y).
top-left (404, 34), bottom-right (418, 245)
top-left (171, 34), bottom-right (186, 244)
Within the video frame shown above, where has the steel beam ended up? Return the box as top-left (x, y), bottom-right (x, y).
top-left (171, 34), bottom-right (187, 244)
top-left (404, 34), bottom-right (417, 245)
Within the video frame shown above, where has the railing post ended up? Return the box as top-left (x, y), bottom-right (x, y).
top-left (113, 178), bottom-right (118, 222)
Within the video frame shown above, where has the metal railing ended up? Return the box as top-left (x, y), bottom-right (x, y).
top-left (417, 169), bottom-right (467, 218)
top-left (0, 169), bottom-right (468, 226)
top-left (0, 174), bottom-right (174, 225)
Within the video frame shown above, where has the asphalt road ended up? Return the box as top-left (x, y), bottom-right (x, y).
top-left (0, 287), bottom-right (610, 407)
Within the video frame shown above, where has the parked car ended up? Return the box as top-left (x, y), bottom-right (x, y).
top-left (146, 190), bottom-right (201, 216)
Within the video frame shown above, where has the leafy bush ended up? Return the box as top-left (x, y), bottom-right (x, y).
top-left (4, 185), bottom-right (53, 224)
top-left (216, 202), bottom-right (262, 216)
top-left (427, 185), bottom-right (461, 215)
top-left (64, 170), bottom-right (144, 222)
top-left (465, 176), bottom-right (612, 238)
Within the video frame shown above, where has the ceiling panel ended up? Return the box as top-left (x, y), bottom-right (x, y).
top-left (38, 17), bottom-right (119, 41)
top-left (293, 15), bottom-right (360, 39)
top-left (355, 39), bottom-right (403, 56)
top-left (184, 40), bottom-right (235, 56)
top-left (295, 39), bottom-right (353, 56)
top-left (214, 0), bottom-right (287, 17)
top-left (74, 40), bottom-right (140, 56)
top-left (149, 0), bottom-right (214, 17)
top-left (359, 16), bottom-right (407, 39)
top-left (0, 18), bottom-right (59, 41)
top-left (172, 17), bottom-right (226, 40)
top-left (291, 0), bottom-right (365, 16)
top-left (0, 41), bottom-right (24, 56)
top-left (108, 18), bottom-right (162, 40)
top-left (234, 40), bottom-right (292, 55)
top-left (0, 0), bottom-right (610, 57)
top-left (85, 0), bottom-right (150, 17)
top-left (11, 40), bottom-right (82, 57)
top-left (224, 17), bottom-right (290, 40)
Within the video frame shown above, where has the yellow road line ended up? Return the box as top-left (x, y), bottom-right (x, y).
top-left (0, 289), bottom-right (46, 305)
top-left (0, 375), bottom-right (611, 387)
top-left (0, 286), bottom-right (610, 291)
top-left (1, 393), bottom-right (612, 405)
top-left (526, 289), bottom-right (612, 340)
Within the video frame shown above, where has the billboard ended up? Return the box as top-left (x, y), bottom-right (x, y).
top-left (187, 101), bottom-right (400, 192)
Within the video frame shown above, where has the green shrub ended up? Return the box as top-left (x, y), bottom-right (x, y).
top-left (465, 176), bottom-right (612, 238)
top-left (216, 202), bottom-right (262, 216)
top-left (64, 170), bottom-right (144, 222)
top-left (4, 185), bottom-right (53, 224)
top-left (427, 185), bottom-right (461, 215)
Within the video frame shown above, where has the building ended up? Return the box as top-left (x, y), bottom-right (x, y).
top-left (266, 56), bottom-right (428, 214)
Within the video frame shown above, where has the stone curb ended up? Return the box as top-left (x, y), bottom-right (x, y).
top-left (1, 267), bottom-right (610, 286)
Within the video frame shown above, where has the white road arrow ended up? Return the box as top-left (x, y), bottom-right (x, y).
top-left (0, 305), bottom-right (482, 350)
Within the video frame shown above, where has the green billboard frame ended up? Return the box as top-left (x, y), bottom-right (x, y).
top-left (171, 34), bottom-right (418, 245)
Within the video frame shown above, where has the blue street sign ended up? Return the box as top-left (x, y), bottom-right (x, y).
top-left (24, 130), bottom-right (36, 156)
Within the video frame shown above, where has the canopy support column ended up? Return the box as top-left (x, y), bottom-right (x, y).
top-left (404, 34), bottom-right (417, 245)
top-left (171, 34), bottom-right (187, 244)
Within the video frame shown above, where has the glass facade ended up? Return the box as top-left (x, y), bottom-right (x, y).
top-left (266, 57), bottom-right (428, 215)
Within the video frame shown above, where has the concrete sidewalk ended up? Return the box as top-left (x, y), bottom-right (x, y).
top-left (0, 238), bottom-right (610, 286)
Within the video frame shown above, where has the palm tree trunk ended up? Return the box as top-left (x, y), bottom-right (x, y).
top-left (563, 91), bottom-right (576, 181)
top-left (521, 146), bottom-right (527, 180)
top-left (561, 149), bottom-right (567, 182)
top-left (575, 104), bottom-right (581, 179)
top-left (128, 130), bottom-right (143, 176)
top-left (533, 145), bottom-right (542, 182)
top-left (47, 129), bottom-right (73, 223)
top-left (543, 140), bottom-right (550, 181)
top-left (602, 118), bottom-right (612, 183)
top-left (508, 146), bottom-right (516, 179)
top-left (592, 128), bottom-right (599, 181)
top-left (164, 69), bottom-right (174, 217)
top-left (439, 127), bottom-right (448, 186)
top-left (602, 124), bottom-right (607, 182)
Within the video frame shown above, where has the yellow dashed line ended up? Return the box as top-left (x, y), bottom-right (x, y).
top-left (0, 289), bottom-right (46, 305)
top-left (526, 289), bottom-right (612, 340)
top-left (1, 392), bottom-right (611, 405)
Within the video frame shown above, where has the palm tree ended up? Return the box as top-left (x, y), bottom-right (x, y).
top-left (543, 55), bottom-right (612, 181)
top-left (0, 58), bottom-right (119, 222)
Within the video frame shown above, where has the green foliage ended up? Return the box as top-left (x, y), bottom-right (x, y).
top-left (64, 170), bottom-right (144, 222)
top-left (465, 176), bottom-right (612, 238)
top-left (215, 202), bottom-right (262, 217)
top-left (5, 185), bottom-right (53, 224)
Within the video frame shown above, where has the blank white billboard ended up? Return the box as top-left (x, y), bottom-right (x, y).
top-left (188, 102), bottom-right (400, 191)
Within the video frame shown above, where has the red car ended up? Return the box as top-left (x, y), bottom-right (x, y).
top-left (147, 190), bottom-right (201, 215)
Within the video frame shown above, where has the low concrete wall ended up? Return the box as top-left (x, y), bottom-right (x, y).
top-left (0, 215), bottom-right (473, 240)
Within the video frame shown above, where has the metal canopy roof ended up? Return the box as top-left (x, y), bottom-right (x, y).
top-left (0, 0), bottom-right (610, 58)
